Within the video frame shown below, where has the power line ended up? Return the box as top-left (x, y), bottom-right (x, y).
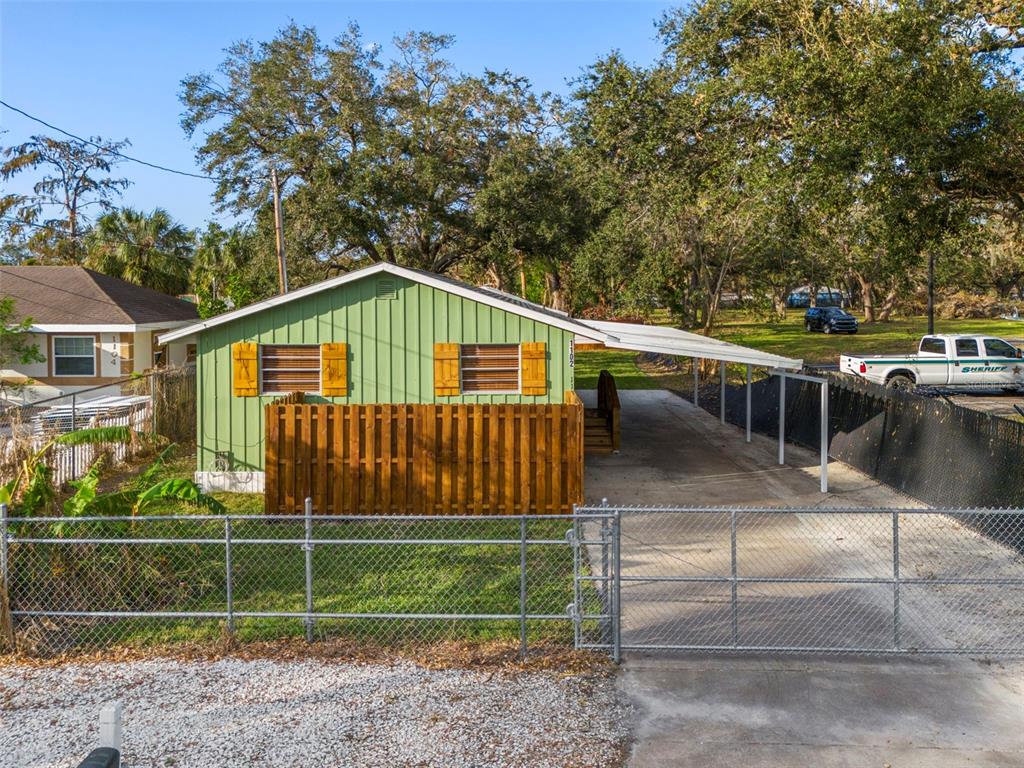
top-left (0, 99), bottom-right (251, 183)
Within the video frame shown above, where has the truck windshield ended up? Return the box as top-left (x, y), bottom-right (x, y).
top-left (984, 339), bottom-right (1018, 358)
top-left (920, 338), bottom-right (945, 355)
top-left (955, 339), bottom-right (980, 357)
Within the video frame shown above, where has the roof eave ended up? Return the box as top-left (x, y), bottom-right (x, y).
top-left (158, 262), bottom-right (614, 345)
top-left (602, 338), bottom-right (802, 370)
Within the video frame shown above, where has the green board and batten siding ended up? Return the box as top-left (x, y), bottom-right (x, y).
top-left (196, 274), bottom-right (575, 472)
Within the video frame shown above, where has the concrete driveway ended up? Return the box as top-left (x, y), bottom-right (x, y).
top-left (579, 389), bottom-right (1024, 767)
top-left (581, 388), bottom-right (915, 508)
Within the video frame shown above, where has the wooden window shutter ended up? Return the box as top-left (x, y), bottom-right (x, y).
top-left (434, 342), bottom-right (460, 396)
top-left (231, 342), bottom-right (258, 396)
top-left (521, 342), bottom-right (547, 395)
top-left (321, 342), bottom-right (348, 396)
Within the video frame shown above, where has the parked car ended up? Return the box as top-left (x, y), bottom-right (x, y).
top-left (804, 307), bottom-right (859, 334)
top-left (840, 334), bottom-right (1024, 391)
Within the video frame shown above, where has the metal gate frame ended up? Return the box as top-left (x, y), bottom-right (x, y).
top-left (573, 505), bottom-right (1024, 659)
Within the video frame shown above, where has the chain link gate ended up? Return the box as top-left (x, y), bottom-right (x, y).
top-left (573, 506), bottom-right (1024, 657)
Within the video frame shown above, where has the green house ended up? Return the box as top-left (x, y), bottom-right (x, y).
top-left (161, 262), bottom-right (801, 495)
top-left (161, 264), bottom-right (587, 491)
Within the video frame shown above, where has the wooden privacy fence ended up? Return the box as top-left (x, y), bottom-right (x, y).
top-left (265, 392), bottom-right (584, 515)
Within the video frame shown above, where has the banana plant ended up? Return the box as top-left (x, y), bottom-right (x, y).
top-left (1, 426), bottom-right (138, 514)
top-left (60, 445), bottom-right (225, 520)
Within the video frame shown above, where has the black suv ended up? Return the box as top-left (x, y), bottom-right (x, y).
top-left (804, 307), bottom-right (858, 334)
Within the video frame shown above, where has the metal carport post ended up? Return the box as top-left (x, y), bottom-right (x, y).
top-left (771, 369), bottom-right (830, 494)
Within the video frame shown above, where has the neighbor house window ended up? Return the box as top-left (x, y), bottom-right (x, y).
top-left (460, 344), bottom-right (520, 393)
top-left (52, 336), bottom-right (96, 377)
top-left (260, 345), bottom-right (321, 394)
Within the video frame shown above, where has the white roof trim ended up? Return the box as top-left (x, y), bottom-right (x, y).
top-left (576, 320), bottom-right (803, 370)
top-left (158, 262), bottom-right (613, 345)
top-left (30, 320), bottom-right (194, 334)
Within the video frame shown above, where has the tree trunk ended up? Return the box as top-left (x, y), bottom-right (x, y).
top-left (773, 289), bottom-right (789, 319)
top-left (856, 274), bottom-right (876, 322)
top-left (544, 270), bottom-right (566, 312)
top-left (486, 263), bottom-right (506, 291)
top-left (877, 286), bottom-right (900, 322)
top-left (518, 254), bottom-right (527, 298)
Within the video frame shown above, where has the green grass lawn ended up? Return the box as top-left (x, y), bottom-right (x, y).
top-left (716, 312), bottom-right (1024, 364)
top-left (573, 312), bottom-right (1024, 389)
top-left (12, 461), bottom-right (587, 650)
top-left (573, 349), bottom-right (664, 389)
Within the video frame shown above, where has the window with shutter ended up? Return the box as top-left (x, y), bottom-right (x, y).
top-left (321, 342), bottom-right (348, 396)
top-left (260, 345), bottom-right (321, 394)
top-left (520, 341), bottom-right (547, 395)
top-left (231, 342), bottom-right (258, 396)
top-left (460, 344), bottom-right (521, 393)
top-left (434, 342), bottom-right (460, 396)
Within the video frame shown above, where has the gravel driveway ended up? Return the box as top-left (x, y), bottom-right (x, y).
top-left (2, 658), bottom-right (631, 767)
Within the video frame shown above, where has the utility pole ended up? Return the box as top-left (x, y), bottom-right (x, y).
top-left (927, 251), bottom-right (935, 335)
top-left (271, 167), bottom-right (289, 294)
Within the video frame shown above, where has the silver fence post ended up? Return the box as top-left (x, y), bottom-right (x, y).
top-left (304, 497), bottom-right (314, 642)
top-left (225, 517), bottom-right (235, 636)
top-left (0, 502), bottom-right (9, 650)
top-left (71, 392), bottom-right (78, 476)
top-left (745, 365), bottom-right (752, 443)
top-left (730, 509), bottom-right (739, 648)
top-left (570, 506), bottom-right (582, 650)
top-left (600, 497), bottom-right (610, 647)
top-left (0, 503), bottom-right (8, 589)
top-left (519, 516), bottom-right (528, 660)
top-left (892, 509), bottom-right (901, 651)
top-left (820, 382), bottom-right (829, 493)
top-left (720, 361), bottom-right (726, 424)
top-left (778, 373), bottom-right (786, 465)
top-left (693, 359), bottom-right (699, 408)
top-left (612, 507), bottom-right (622, 664)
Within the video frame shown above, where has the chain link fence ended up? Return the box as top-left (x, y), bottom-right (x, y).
top-left (0, 503), bottom-right (592, 657)
top-left (576, 506), bottom-right (1024, 656)
top-left (3, 502), bottom-right (1021, 659)
top-left (0, 366), bottom-right (195, 489)
top-left (675, 364), bottom-right (1024, 512)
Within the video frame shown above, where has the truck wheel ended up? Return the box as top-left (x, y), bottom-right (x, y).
top-left (805, 321), bottom-right (813, 332)
top-left (886, 374), bottom-right (914, 390)
top-left (823, 324), bottom-right (833, 334)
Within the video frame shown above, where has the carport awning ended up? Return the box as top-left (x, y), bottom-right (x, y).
top-left (576, 320), bottom-right (802, 370)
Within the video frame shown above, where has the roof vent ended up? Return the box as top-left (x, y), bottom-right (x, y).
top-left (376, 279), bottom-right (397, 300)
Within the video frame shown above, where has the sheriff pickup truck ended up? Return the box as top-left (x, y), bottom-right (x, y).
top-left (839, 334), bottom-right (1024, 391)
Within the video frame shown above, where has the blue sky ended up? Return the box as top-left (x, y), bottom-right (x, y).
top-left (1, 1), bottom-right (672, 229)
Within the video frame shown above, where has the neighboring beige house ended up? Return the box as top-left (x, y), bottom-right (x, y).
top-left (1, 266), bottom-right (199, 403)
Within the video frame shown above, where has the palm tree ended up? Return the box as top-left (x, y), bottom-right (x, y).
top-left (85, 208), bottom-right (194, 294)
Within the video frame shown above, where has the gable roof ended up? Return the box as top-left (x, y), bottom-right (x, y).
top-left (159, 262), bottom-right (599, 344)
top-left (1, 266), bottom-right (199, 326)
top-left (158, 262), bottom-right (802, 370)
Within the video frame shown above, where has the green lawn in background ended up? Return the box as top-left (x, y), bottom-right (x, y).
top-left (573, 312), bottom-right (1024, 385)
top-left (715, 313), bottom-right (1024, 364)
top-left (573, 349), bottom-right (661, 389)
